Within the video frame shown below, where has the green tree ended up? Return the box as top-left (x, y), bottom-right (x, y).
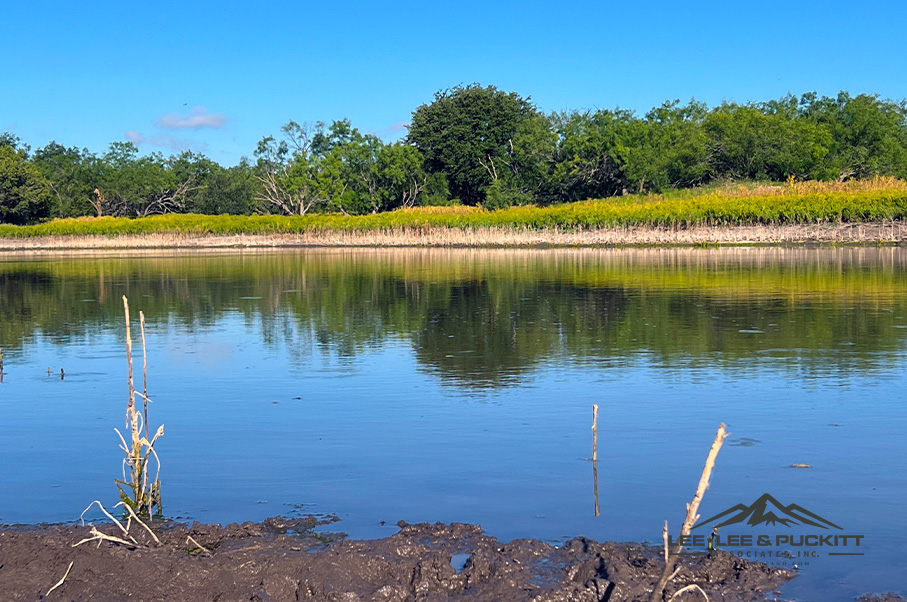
top-left (0, 132), bottom-right (27, 152)
top-left (484, 112), bottom-right (557, 209)
top-left (551, 109), bottom-right (637, 200)
top-left (254, 121), bottom-right (330, 215)
top-left (190, 159), bottom-right (256, 215)
top-left (0, 145), bottom-right (55, 224)
top-left (408, 84), bottom-right (540, 206)
top-left (704, 102), bottom-right (831, 181)
top-left (32, 142), bottom-right (99, 217)
top-left (621, 101), bottom-right (709, 192)
top-left (801, 92), bottom-right (907, 180)
top-left (375, 142), bottom-right (430, 210)
top-left (96, 143), bottom-right (198, 216)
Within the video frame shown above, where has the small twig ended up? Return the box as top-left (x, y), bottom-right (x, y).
top-left (187, 535), bottom-right (212, 555)
top-left (45, 561), bottom-right (74, 597)
top-left (80, 500), bottom-right (130, 538)
top-left (73, 526), bottom-right (142, 549)
top-left (116, 502), bottom-right (161, 544)
top-left (668, 584), bottom-right (709, 602)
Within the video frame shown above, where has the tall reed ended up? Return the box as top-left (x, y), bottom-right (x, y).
top-left (115, 296), bottom-right (163, 517)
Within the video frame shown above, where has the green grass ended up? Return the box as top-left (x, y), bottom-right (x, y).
top-left (2, 184), bottom-right (907, 238)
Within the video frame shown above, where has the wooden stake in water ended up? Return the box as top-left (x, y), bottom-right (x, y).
top-left (592, 404), bottom-right (599, 462)
top-left (593, 456), bottom-right (600, 518)
top-left (592, 404), bottom-right (600, 516)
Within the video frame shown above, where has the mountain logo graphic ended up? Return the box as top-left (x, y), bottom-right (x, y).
top-left (693, 493), bottom-right (843, 530)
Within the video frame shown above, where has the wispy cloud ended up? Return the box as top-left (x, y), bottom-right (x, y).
top-left (155, 106), bottom-right (227, 130)
top-left (124, 130), bottom-right (207, 152)
top-left (377, 121), bottom-right (410, 138)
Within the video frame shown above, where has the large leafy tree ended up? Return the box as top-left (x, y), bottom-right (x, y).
top-left (190, 159), bottom-right (256, 215)
top-left (408, 84), bottom-right (542, 206)
top-left (257, 120), bottom-right (440, 215)
top-left (96, 142), bottom-right (199, 217)
top-left (620, 101), bottom-right (709, 193)
top-left (800, 92), bottom-right (907, 180)
top-left (32, 142), bottom-right (100, 217)
top-left (704, 101), bottom-right (832, 181)
top-left (0, 145), bottom-right (55, 225)
top-left (551, 109), bottom-right (639, 200)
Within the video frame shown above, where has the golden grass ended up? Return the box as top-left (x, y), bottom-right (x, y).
top-left (710, 176), bottom-right (907, 198)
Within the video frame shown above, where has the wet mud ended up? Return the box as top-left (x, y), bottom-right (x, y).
top-left (0, 519), bottom-right (795, 601)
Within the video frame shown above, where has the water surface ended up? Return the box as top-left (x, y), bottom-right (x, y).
top-left (1, 247), bottom-right (905, 601)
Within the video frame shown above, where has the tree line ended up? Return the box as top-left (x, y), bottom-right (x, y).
top-left (2, 86), bottom-right (906, 225)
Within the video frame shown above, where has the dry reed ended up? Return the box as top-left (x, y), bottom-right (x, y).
top-left (115, 296), bottom-right (163, 517)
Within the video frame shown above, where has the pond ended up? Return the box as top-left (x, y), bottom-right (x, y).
top-left (1, 247), bottom-right (905, 601)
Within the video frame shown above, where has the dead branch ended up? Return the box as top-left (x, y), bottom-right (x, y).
top-left (254, 170), bottom-right (321, 216)
top-left (649, 424), bottom-right (728, 602)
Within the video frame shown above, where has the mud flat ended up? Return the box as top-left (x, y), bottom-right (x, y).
top-left (0, 518), bottom-right (795, 602)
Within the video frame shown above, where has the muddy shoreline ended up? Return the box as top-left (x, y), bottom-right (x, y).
top-left (0, 518), bottom-right (795, 602)
top-left (0, 222), bottom-right (905, 251)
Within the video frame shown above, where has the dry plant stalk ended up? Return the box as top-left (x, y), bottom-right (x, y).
top-left (649, 423), bottom-right (728, 602)
top-left (115, 296), bottom-right (163, 517)
top-left (187, 535), bottom-right (212, 555)
top-left (45, 561), bottom-right (74, 597)
top-left (140, 311), bottom-right (148, 439)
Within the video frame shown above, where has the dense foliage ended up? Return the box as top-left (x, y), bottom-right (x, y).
top-left (2, 88), bottom-right (907, 225)
top-left (2, 180), bottom-right (905, 237)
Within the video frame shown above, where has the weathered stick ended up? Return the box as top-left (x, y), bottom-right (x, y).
top-left (592, 404), bottom-right (599, 462)
top-left (80, 500), bottom-right (131, 538)
top-left (73, 526), bottom-right (142, 549)
top-left (45, 561), bottom-right (74, 597)
top-left (669, 584), bottom-right (709, 602)
top-left (116, 502), bottom-right (161, 544)
top-left (187, 535), bottom-right (212, 555)
top-left (593, 458), bottom-right (600, 517)
top-left (649, 423), bottom-right (728, 602)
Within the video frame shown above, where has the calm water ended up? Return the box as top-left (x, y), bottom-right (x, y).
top-left (1, 247), bottom-right (905, 601)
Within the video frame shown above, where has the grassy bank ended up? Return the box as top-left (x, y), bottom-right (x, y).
top-left (1, 179), bottom-right (905, 246)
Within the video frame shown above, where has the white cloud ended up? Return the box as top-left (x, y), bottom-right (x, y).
top-left (155, 106), bottom-right (227, 130)
top-left (375, 121), bottom-right (410, 139)
top-left (124, 130), bottom-right (207, 152)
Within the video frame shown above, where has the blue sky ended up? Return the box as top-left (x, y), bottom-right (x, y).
top-left (3, 0), bottom-right (906, 166)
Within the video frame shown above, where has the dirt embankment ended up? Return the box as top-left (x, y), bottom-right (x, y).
top-left (0, 222), bottom-right (905, 251)
top-left (0, 518), bottom-right (793, 602)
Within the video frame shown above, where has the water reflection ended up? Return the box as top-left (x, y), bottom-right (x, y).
top-left (1, 247), bottom-right (907, 388)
